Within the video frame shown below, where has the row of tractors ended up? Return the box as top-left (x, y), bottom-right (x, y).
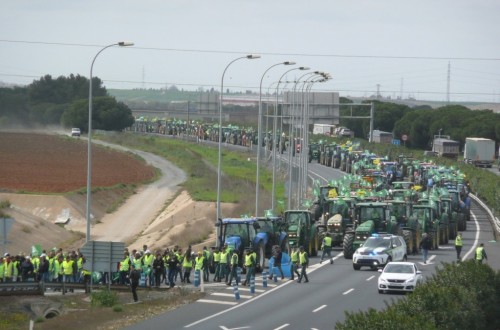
top-left (215, 142), bottom-right (470, 270)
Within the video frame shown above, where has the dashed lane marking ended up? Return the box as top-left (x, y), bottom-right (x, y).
top-left (312, 305), bottom-right (327, 313)
top-left (343, 288), bottom-right (354, 295)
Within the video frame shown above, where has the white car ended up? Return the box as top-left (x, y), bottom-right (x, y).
top-left (71, 128), bottom-right (81, 137)
top-left (353, 234), bottom-right (407, 270)
top-left (378, 262), bottom-right (423, 294)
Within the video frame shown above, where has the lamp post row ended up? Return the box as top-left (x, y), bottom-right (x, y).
top-left (85, 46), bottom-right (330, 243)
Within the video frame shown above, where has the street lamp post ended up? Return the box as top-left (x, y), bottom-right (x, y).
top-left (272, 67), bottom-right (309, 211)
top-left (86, 41), bottom-right (134, 243)
top-left (216, 54), bottom-right (260, 224)
top-left (256, 61), bottom-right (295, 217)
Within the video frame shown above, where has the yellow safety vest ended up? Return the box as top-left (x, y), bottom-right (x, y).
top-left (182, 256), bottom-right (192, 268)
top-left (251, 252), bottom-right (257, 265)
top-left (213, 251), bottom-right (221, 262)
top-left (32, 257), bottom-right (40, 272)
top-left (323, 236), bottom-right (332, 247)
top-left (0, 262), bottom-right (4, 279)
top-left (231, 253), bottom-right (238, 266)
top-left (475, 247), bottom-right (484, 260)
top-left (143, 254), bottom-right (154, 267)
top-left (62, 260), bottom-right (74, 275)
top-left (455, 236), bottom-right (463, 247)
top-left (55, 260), bottom-right (64, 275)
top-left (120, 257), bottom-right (130, 271)
top-left (219, 251), bottom-right (228, 264)
top-left (299, 251), bottom-right (308, 265)
top-left (4, 261), bottom-right (13, 278)
top-left (195, 256), bottom-right (204, 270)
top-left (77, 257), bottom-right (84, 270)
top-left (291, 251), bottom-right (299, 262)
top-left (133, 258), bottom-right (142, 271)
top-left (244, 254), bottom-right (254, 267)
top-left (13, 261), bottom-right (19, 277)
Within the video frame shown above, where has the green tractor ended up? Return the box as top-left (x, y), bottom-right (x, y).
top-left (308, 143), bottom-right (321, 163)
top-left (343, 202), bottom-right (401, 259)
top-left (284, 210), bottom-right (320, 257)
top-left (317, 197), bottom-right (355, 247)
top-left (389, 198), bottom-right (420, 254)
top-left (411, 205), bottom-right (440, 250)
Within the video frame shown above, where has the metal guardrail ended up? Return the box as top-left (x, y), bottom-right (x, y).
top-left (470, 193), bottom-right (500, 239)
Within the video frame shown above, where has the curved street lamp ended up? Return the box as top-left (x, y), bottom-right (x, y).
top-left (216, 54), bottom-right (261, 224)
top-left (86, 41), bottom-right (134, 242)
top-left (271, 66), bottom-right (309, 211)
top-left (256, 61), bottom-right (295, 217)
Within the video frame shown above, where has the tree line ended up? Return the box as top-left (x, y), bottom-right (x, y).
top-left (339, 99), bottom-right (500, 150)
top-left (0, 75), bottom-right (499, 148)
top-left (0, 74), bottom-right (134, 132)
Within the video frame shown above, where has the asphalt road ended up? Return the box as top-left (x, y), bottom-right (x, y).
top-left (126, 152), bottom-right (500, 330)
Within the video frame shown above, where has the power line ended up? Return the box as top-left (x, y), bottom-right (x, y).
top-left (1, 39), bottom-right (500, 61)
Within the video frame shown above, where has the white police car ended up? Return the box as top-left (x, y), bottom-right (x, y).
top-left (353, 234), bottom-right (407, 270)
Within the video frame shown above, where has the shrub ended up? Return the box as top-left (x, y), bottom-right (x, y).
top-left (90, 289), bottom-right (119, 307)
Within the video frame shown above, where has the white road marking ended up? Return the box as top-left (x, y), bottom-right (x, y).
top-left (312, 305), bottom-right (327, 313)
top-left (226, 287), bottom-right (265, 293)
top-left (212, 292), bottom-right (252, 299)
top-left (366, 275), bottom-right (375, 281)
top-left (197, 299), bottom-right (237, 305)
top-left (274, 324), bottom-right (289, 330)
top-left (343, 288), bottom-right (354, 295)
top-left (463, 211), bottom-right (481, 261)
top-left (219, 326), bottom-right (250, 330)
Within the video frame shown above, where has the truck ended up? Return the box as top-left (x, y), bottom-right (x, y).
top-left (432, 136), bottom-right (460, 158)
top-left (463, 137), bottom-right (496, 168)
top-left (283, 210), bottom-right (320, 257)
top-left (216, 217), bottom-right (288, 272)
top-left (313, 123), bottom-right (336, 136)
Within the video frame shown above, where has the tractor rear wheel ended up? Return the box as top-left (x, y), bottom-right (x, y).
top-left (343, 233), bottom-right (355, 259)
top-left (402, 229), bottom-right (414, 255)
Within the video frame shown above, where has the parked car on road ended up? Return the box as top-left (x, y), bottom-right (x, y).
top-left (353, 234), bottom-right (407, 270)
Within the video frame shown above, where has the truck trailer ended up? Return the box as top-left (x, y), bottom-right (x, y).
top-left (432, 136), bottom-right (460, 158)
top-left (464, 137), bottom-right (496, 168)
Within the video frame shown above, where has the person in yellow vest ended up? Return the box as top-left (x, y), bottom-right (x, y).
top-left (219, 246), bottom-right (229, 283)
top-left (12, 255), bottom-right (21, 282)
top-left (195, 251), bottom-right (205, 282)
top-left (226, 250), bottom-right (239, 286)
top-left (142, 250), bottom-right (154, 287)
top-left (119, 252), bottom-right (131, 285)
top-left (76, 253), bottom-right (86, 283)
top-left (31, 255), bottom-right (40, 281)
top-left (182, 249), bottom-right (193, 284)
top-left (242, 248), bottom-right (255, 286)
top-left (3, 254), bottom-right (14, 282)
top-left (455, 232), bottom-right (463, 261)
top-left (297, 246), bottom-right (309, 283)
top-left (212, 247), bottom-right (221, 282)
top-left (290, 247), bottom-right (301, 281)
top-left (202, 246), bottom-right (210, 282)
top-left (62, 255), bottom-right (74, 284)
top-left (251, 250), bottom-right (257, 271)
top-left (320, 235), bottom-right (334, 265)
top-left (475, 243), bottom-right (488, 264)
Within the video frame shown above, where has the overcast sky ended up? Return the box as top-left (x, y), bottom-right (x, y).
top-left (1, 0), bottom-right (499, 102)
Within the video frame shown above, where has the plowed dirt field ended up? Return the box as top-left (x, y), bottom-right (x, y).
top-left (0, 132), bottom-right (156, 193)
